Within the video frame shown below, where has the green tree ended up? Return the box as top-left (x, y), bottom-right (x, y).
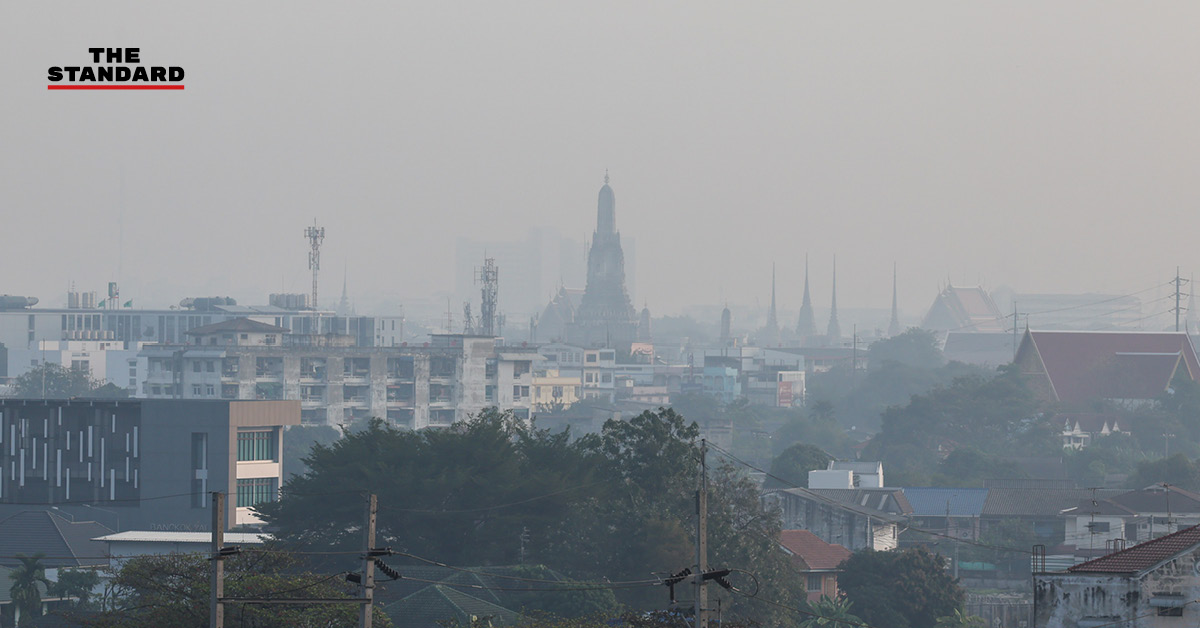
top-left (838, 548), bottom-right (964, 628)
top-left (868, 328), bottom-right (945, 370)
top-left (10, 554), bottom-right (50, 627)
top-left (764, 443), bottom-right (832, 489)
top-left (49, 567), bottom-right (100, 605)
top-left (1127, 454), bottom-right (1200, 490)
top-left (8, 363), bottom-right (102, 399)
top-left (802, 595), bottom-right (863, 628)
top-left (280, 423), bottom-right (341, 479)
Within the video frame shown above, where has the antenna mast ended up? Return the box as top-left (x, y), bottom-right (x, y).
top-left (476, 257), bottom-right (499, 336)
top-left (305, 220), bottom-right (325, 310)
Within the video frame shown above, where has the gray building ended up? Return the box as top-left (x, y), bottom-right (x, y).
top-left (0, 398), bottom-right (299, 531)
top-left (140, 319), bottom-right (537, 428)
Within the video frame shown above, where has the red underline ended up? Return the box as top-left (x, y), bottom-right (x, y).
top-left (48, 85), bottom-right (184, 90)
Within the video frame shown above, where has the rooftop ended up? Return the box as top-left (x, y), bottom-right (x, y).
top-left (185, 318), bottom-right (290, 335)
top-left (779, 529), bottom-right (851, 571)
top-left (94, 531), bottom-right (269, 544)
top-left (1068, 524), bottom-right (1200, 574)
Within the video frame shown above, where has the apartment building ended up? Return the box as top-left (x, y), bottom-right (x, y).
top-left (140, 319), bottom-right (536, 427)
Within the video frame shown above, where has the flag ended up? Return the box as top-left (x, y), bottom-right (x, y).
top-left (123, 300), bottom-right (133, 308)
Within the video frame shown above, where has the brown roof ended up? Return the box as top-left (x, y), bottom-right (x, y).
top-left (1018, 331), bottom-right (1200, 403)
top-left (1068, 524), bottom-right (1200, 574)
top-left (779, 530), bottom-right (852, 571)
top-left (185, 317), bottom-right (289, 335)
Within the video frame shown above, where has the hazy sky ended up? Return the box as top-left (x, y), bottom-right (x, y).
top-left (3, 2), bottom-right (1198, 321)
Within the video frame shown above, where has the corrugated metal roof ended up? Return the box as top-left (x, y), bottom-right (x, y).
top-left (904, 488), bottom-right (988, 517)
top-left (93, 531), bottom-right (269, 544)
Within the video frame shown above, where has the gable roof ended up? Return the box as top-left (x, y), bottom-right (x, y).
top-left (904, 488), bottom-right (988, 517)
top-left (1107, 485), bottom-right (1200, 514)
top-left (982, 488), bottom-right (1121, 517)
top-left (185, 317), bottom-right (289, 335)
top-left (0, 511), bottom-right (112, 568)
top-left (779, 530), bottom-right (851, 571)
top-left (1068, 524), bottom-right (1200, 574)
top-left (922, 286), bottom-right (1006, 332)
top-left (1016, 330), bottom-right (1200, 403)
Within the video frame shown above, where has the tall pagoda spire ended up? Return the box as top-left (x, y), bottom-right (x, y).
top-left (888, 262), bottom-right (901, 337)
top-left (797, 254), bottom-right (816, 341)
top-left (827, 256), bottom-right (841, 343)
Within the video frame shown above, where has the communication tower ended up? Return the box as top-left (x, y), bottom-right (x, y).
top-left (305, 220), bottom-right (325, 310)
top-left (476, 257), bottom-right (499, 336)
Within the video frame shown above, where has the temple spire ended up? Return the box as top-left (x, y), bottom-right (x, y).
top-left (767, 263), bottom-right (778, 330)
top-left (827, 255), bottom-right (841, 343)
top-left (888, 262), bottom-right (901, 337)
top-left (797, 254), bottom-right (815, 341)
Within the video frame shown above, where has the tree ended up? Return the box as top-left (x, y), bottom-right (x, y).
top-left (280, 423), bottom-right (341, 479)
top-left (868, 328), bottom-right (945, 370)
top-left (50, 567), bottom-right (100, 605)
top-left (764, 443), bottom-right (832, 489)
top-left (10, 553), bottom-right (50, 627)
top-left (8, 363), bottom-right (102, 399)
top-left (78, 551), bottom-right (392, 628)
top-left (1127, 454), bottom-right (1200, 491)
top-left (802, 595), bottom-right (863, 628)
top-left (838, 548), bottom-right (965, 628)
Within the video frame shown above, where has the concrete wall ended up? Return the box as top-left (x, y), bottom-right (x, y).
top-left (1036, 549), bottom-right (1200, 627)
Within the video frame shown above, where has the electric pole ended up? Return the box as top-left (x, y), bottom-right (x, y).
top-left (209, 492), bottom-right (225, 628)
top-left (1173, 268), bottom-right (1189, 332)
top-left (360, 493), bottom-right (377, 628)
top-left (695, 439), bottom-right (708, 628)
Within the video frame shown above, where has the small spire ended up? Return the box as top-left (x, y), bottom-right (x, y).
top-left (604, 169), bottom-right (609, 185)
top-left (827, 255), bottom-right (841, 342)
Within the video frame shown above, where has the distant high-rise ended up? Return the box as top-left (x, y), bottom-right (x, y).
top-left (888, 263), bottom-right (901, 337)
top-left (567, 173), bottom-right (638, 350)
top-left (720, 304), bottom-right (732, 346)
top-left (827, 257), bottom-right (841, 343)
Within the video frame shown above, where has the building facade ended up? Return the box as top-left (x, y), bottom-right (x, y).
top-left (141, 320), bottom-right (536, 427)
top-left (0, 398), bottom-right (299, 530)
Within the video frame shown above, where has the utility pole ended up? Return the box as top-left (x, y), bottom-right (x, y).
top-left (851, 325), bottom-right (858, 389)
top-left (1012, 301), bottom-right (1019, 358)
top-left (1173, 268), bottom-right (1188, 332)
top-left (360, 493), bottom-right (377, 628)
top-left (209, 492), bottom-right (225, 628)
top-left (695, 439), bottom-right (708, 628)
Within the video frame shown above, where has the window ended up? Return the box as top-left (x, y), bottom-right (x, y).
top-left (807, 574), bottom-right (823, 592)
top-left (586, 353), bottom-right (597, 363)
top-left (205, 384), bottom-right (215, 396)
top-left (238, 430), bottom-right (276, 461)
top-left (240, 333), bottom-right (248, 340)
top-left (601, 373), bottom-right (612, 383)
top-left (513, 385), bottom-right (523, 399)
top-left (191, 433), bottom-right (208, 508)
top-left (206, 361), bottom-right (215, 372)
top-left (193, 361), bottom-right (201, 373)
top-left (1157, 607), bottom-right (1184, 617)
top-left (192, 384), bottom-right (202, 396)
top-left (129, 367), bottom-right (137, 377)
top-left (152, 385), bottom-right (161, 395)
top-left (237, 477), bottom-right (278, 508)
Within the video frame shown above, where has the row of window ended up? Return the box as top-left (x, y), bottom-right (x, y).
top-left (237, 477), bottom-right (278, 508)
top-left (238, 430), bottom-right (277, 461)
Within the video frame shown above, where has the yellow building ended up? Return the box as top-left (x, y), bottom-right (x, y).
top-left (531, 370), bottom-right (582, 411)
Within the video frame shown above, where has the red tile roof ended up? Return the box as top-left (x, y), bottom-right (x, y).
top-left (1019, 331), bottom-right (1200, 403)
top-left (779, 530), bottom-right (852, 571)
top-left (1068, 524), bottom-right (1200, 574)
